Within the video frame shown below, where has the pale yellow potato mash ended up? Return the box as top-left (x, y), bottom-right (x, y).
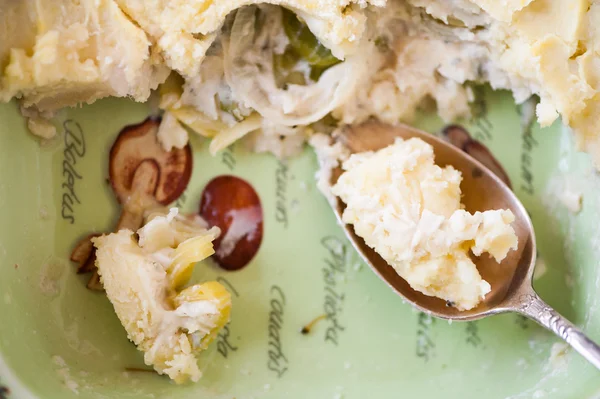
top-left (332, 138), bottom-right (518, 310)
top-left (1, 0), bottom-right (599, 164)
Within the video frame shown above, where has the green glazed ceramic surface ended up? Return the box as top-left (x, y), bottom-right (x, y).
top-left (0, 86), bottom-right (599, 398)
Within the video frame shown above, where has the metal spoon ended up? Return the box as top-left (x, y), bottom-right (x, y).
top-left (330, 120), bottom-right (600, 370)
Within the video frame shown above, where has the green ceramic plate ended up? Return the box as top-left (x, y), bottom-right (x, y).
top-left (1, 86), bottom-right (599, 399)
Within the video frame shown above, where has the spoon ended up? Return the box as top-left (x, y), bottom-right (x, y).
top-left (330, 120), bottom-right (600, 370)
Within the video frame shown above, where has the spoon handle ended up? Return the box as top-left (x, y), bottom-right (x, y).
top-left (517, 291), bottom-right (600, 370)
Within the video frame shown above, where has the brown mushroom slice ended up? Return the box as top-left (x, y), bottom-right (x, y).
top-left (70, 166), bottom-right (152, 276)
top-left (70, 234), bottom-right (101, 274)
top-left (119, 160), bottom-right (162, 225)
top-left (70, 234), bottom-right (97, 266)
top-left (86, 271), bottom-right (103, 291)
top-left (109, 118), bottom-right (193, 206)
top-left (79, 250), bottom-right (97, 275)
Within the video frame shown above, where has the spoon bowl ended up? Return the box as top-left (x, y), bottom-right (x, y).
top-left (330, 120), bottom-right (600, 368)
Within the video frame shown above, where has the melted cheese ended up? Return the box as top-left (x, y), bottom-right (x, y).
top-left (4, 1), bottom-right (600, 165)
top-left (0, 0), bottom-right (169, 112)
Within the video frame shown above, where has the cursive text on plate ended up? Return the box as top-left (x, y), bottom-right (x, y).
top-left (321, 236), bottom-right (347, 346)
top-left (267, 285), bottom-right (288, 378)
top-left (416, 312), bottom-right (436, 361)
top-left (61, 120), bottom-right (86, 224)
top-left (216, 277), bottom-right (240, 359)
top-left (275, 161), bottom-right (289, 228)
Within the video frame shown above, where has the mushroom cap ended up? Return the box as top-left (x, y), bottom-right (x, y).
top-left (109, 118), bottom-right (192, 206)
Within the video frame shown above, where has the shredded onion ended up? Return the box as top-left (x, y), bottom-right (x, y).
top-left (224, 6), bottom-right (367, 127)
top-left (209, 113), bottom-right (263, 155)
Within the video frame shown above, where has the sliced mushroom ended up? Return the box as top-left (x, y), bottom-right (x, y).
top-left (86, 271), bottom-right (104, 291)
top-left (79, 250), bottom-right (97, 275)
top-left (70, 234), bottom-right (96, 265)
top-left (70, 117), bottom-right (194, 290)
top-left (70, 234), bottom-right (101, 274)
top-left (110, 118), bottom-right (192, 206)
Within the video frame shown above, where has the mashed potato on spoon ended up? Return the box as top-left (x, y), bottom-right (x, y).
top-left (332, 138), bottom-right (518, 310)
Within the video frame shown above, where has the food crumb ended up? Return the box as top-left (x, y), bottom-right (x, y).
top-left (343, 362), bottom-right (352, 370)
top-left (546, 170), bottom-right (584, 215)
top-left (264, 384), bottom-right (271, 391)
top-left (52, 356), bottom-right (66, 367)
top-left (61, 374), bottom-right (79, 394)
top-left (549, 342), bottom-right (569, 369)
top-left (558, 190), bottom-right (583, 214)
top-left (39, 206), bottom-right (49, 220)
top-left (240, 368), bottom-right (251, 376)
top-left (27, 116), bottom-right (57, 140)
top-left (52, 356), bottom-right (80, 394)
top-left (301, 314), bottom-right (327, 334)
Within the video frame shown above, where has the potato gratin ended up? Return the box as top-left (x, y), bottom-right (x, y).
top-left (93, 208), bottom-right (230, 383)
top-left (3, 0), bottom-right (600, 165)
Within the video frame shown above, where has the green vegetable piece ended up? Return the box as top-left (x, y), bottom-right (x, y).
top-left (285, 71), bottom-right (306, 86)
top-left (282, 8), bottom-right (341, 68)
top-left (309, 65), bottom-right (326, 81)
top-left (273, 46), bottom-right (301, 72)
top-left (273, 46), bottom-right (305, 88)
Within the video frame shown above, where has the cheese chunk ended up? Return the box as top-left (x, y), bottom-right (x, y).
top-left (473, 0), bottom-right (534, 22)
top-left (467, 0), bottom-right (599, 164)
top-left (332, 138), bottom-right (518, 310)
top-left (0, 0), bottom-right (169, 112)
top-left (93, 208), bottom-right (230, 383)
